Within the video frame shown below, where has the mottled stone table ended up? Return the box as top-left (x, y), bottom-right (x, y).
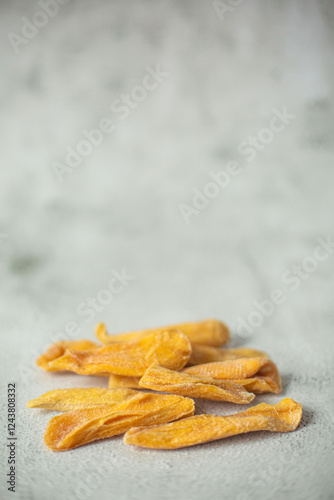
top-left (1, 1), bottom-right (333, 499)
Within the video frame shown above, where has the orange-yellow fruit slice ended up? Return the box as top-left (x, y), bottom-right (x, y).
top-left (124, 398), bottom-right (302, 449)
top-left (96, 319), bottom-right (229, 347)
top-left (44, 392), bottom-right (195, 451)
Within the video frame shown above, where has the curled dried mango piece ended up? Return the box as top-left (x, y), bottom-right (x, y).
top-left (42, 330), bottom-right (191, 376)
top-left (36, 340), bottom-right (99, 371)
top-left (124, 398), bottom-right (302, 449)
top-left (44, 392), bottom-right (195, 451)
top-left (188, 345), bottom-right (268, 366)
top-left (183, 357), bottom-right (281, 393)
top-left (96, 319), bottom-right (229, 347)
top-left (229, 377), bottom-right (281, 394)
top-left (139, 364), bottom-right (255, 403)
top-left (109, 374), bottom-right (141, 389)
top-left (27, 387), bottom-right (139, 411)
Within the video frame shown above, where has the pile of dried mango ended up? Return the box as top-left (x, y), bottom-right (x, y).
top-left (27, 319), bottom-right (302, 451)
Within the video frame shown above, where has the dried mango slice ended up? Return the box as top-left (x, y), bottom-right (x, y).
top-left (36, 340), bottom-right (99, 371)
top-left (188, 345), bottom-right (268, 366)
top-left (96, 319), bottom-right (229, 346)
top-left (109, 374), bottom-right (141, 389)
top-left (44, 392), bottom-right (195, 451)
top-left (183, 358), bottom-right (281, 393)
top-left (43, 330), bottom-right (191, 376)
top-left (124, 398), bottom-right (302, 449)
top-left (229, 377), bottom-right (281, 394)
top-left (139, 364), bottom-right (255, 403)
top-left (107, 372), bottom-right (275, 394)
top-left (27, 388), bottom-right (139, 411)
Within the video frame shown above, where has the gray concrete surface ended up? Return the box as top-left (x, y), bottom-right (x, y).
top-left (0, 1), bottom-right (334, 499)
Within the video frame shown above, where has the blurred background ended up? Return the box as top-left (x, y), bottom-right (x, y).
top-left (0, 1), bottom-right (333, 499)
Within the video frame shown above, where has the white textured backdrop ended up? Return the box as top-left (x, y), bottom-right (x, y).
top-left (0, 1), bottom-right (334, 499)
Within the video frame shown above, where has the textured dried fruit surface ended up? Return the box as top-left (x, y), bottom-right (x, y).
top-left (41, 330), bottom-right (191, 376)
top-left (183, 358), bottom-right (281, 393)
top-left (188, 345), bottom-right (268, 366)
top-left (27, 388), bottom-right (139, 411)
top-left (36, 340), bottom-right (99, 371)
top-left (96, 319), bottom-right (229, 346)
top-left (139, 364), bottom-right (255, 403)
top-left (44, 392), bottom-right (195, 451)
top-left (108, 374), bottom-right (141, 389)
top-left (124, 398), bottom-right (302, 449)
top-left (228, 376), bottom-right (281, 394)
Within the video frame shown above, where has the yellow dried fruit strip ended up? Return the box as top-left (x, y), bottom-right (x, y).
top-left (109, 368), bottom-right (282, 394)
top-left (96, 319), bottom-right (229, 347)
top-left (183, 357), bottom-right (281, 393)
top-left (41, 330), bottom-right (191, 376)
top-left (139, 364), bottom-right (255, 403)
top-left (230, 377), bottom-right (281, 394)
top-left (107, 353), bottom-right (273, 392)
top-left (44, 392), bottom-right (195, 451)
top-left (27, 388), bottom-right (139, 411)
top-left (124, 398), bottom-right (302, 449)
top-left (188, 345), bottom-right (268, 366)
top-left (36, 340), bottom-right (99, 371)
top-left (109, 374), bottom-right (141, 389)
